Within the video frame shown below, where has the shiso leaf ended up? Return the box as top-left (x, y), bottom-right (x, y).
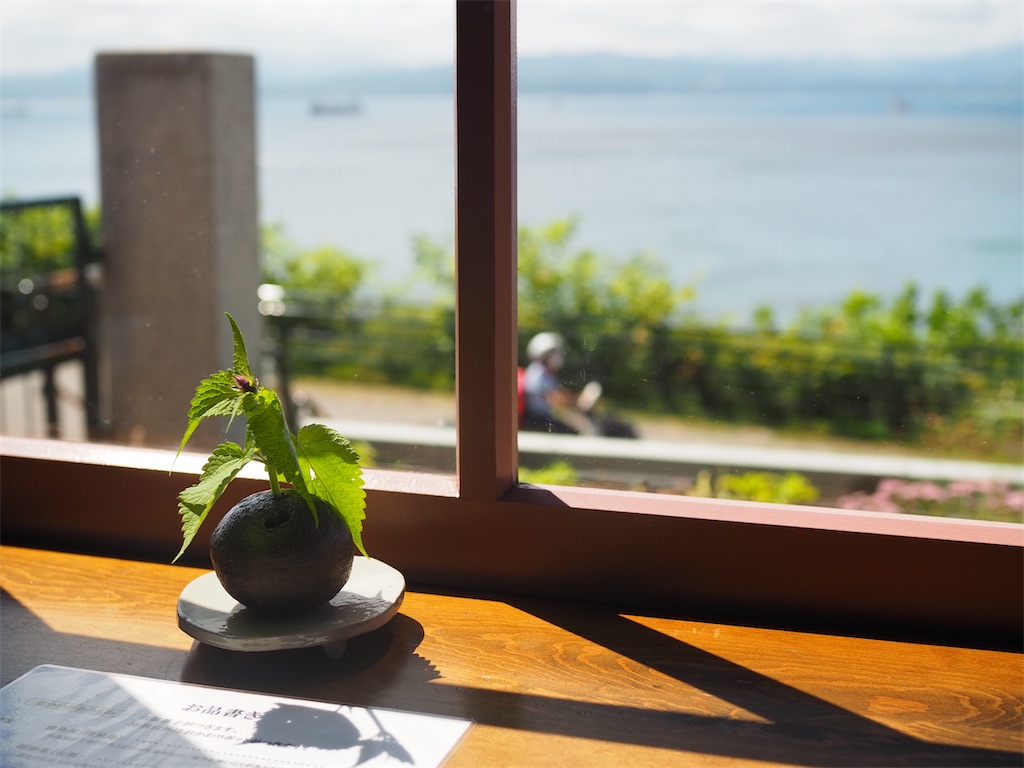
top-left (297, 424), bottom-right (367, 558)
top-left (227, 311), bottom-right (314, 510)
top-left (175, 314), bottom-right (256, 459)
top-left (246, 387), bottom-right (317, 509)
top-left (226, 313), bottom-right (253, 379)
top-left (176, 371), bottom-right (248, 457)
top-left (173, 439), bottom-right (254, 563)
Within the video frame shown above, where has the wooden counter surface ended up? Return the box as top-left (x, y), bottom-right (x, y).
top-left (1, 545), bottom-right (1020, 767)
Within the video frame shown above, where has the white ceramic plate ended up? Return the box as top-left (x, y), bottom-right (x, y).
top-left (177, 557), bottom-right (405, 657)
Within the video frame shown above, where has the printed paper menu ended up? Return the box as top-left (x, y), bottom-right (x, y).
top-left (0, 665), bottom-right (472, 767)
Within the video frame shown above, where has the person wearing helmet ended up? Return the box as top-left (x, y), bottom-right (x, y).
top-left (521, 332), bottom-right (582, 434)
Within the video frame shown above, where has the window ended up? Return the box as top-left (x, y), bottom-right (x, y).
top-left (513, 2), bottom-right (1023, 524)
top-left (1, 1), bottom-right (1020, 646)
top-left (0, 2), bottom-right (459, 475)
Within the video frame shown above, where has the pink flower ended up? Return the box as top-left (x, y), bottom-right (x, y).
top-left (1004, 492), bottom-right (1024, 512)
top-left (836, 493), bottom-right (869, 510)
top-left (877, 478), bottom-right (906, 497)
top-left (913, 482), bottom-right (946, 502)
top-left (946, 480), bottom-right (980, 498)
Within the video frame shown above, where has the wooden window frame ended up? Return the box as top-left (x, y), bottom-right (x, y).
top-left (1, 0), bottom-right (1021, 647)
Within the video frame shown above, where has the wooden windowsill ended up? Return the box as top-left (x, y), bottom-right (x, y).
top-left (3, 435), bottom-right (1022, 648)
top-left (1, 544), bottom-right (1020, 766)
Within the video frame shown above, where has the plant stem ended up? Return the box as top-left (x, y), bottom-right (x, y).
top-left (268, 465), bottom-right (282, 497)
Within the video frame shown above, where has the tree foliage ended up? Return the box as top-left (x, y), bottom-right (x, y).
top-left (261, 223), bottom-right (367, 303)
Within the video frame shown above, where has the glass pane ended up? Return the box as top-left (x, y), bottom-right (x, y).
top-left (516, 1), bottom-right (1023, 523)
top-left (1, 2), bottom-right (457, 476)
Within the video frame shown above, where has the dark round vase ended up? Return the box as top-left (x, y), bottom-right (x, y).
top-left (209, 489), bottom-right (355, 614)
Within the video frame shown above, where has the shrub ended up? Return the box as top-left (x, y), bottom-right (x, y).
top-left (258, 217), bottom-right (1021, 455)
top-left (687, 470), bottom-right (820, 505)
top-left (519, 461), bottom-right (579, 487)
top-left (261, 223), bottom-right (367, 303)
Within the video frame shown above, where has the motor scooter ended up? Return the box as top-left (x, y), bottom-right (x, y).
top-left (517, 374), bottom-right (640, 439)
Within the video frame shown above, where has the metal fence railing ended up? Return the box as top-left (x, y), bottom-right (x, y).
top-left (0, 197), bottom-right (102, 438)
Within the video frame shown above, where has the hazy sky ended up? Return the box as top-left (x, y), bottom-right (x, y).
top-left (2, 0), bottom-right (1021, 76)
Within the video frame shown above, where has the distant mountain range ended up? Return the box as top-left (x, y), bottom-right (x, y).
top-left (3, 46), bottom-right (1021, 99)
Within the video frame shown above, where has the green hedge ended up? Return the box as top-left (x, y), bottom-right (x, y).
top-left (274, 293), bottom-right (1020, 446)
top-left (271, 220), bottom-right (1021, 451)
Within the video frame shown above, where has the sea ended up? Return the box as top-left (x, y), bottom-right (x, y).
top-left (2, 87), bottom-right (1021, 326)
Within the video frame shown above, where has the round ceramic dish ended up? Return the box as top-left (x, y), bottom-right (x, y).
top-left (177, 557), bottom-right (405, 658)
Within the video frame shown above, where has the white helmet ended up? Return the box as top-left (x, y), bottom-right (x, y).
top-left (527, 332), bottom-right (564, 362)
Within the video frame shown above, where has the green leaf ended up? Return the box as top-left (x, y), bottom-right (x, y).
top-left (296, 424), bottom-right (367, 557)
top-left (247, 388), bottom-right (308, 495)
top-left (173, 440), bottom-right (254, 562)
top-left (174, 314), bottom-right (257, 459)
top-left (176, 371), bottom-right (248, 456)
top-left (225, 312), bottom-right (253, 379)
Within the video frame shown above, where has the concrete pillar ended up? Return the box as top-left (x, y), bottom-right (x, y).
top-left (96, 53), bottom-right (261, 449)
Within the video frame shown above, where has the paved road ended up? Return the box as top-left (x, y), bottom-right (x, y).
top-left (296, 379), bottom-right (1023, 501)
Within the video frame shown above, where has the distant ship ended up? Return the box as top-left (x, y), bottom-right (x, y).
top-left (889, 96), bottom-right (911, 114)
top-left (1, 100), bottom-right (29, 118)
top-left (310, 99), bottom-right (362, 117)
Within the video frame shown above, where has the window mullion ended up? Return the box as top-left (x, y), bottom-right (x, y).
top-left (454, 0), bottom-right (518, 501)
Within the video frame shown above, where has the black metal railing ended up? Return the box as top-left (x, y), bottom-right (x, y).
top-left (0, 196), bottom-right (102, 437)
